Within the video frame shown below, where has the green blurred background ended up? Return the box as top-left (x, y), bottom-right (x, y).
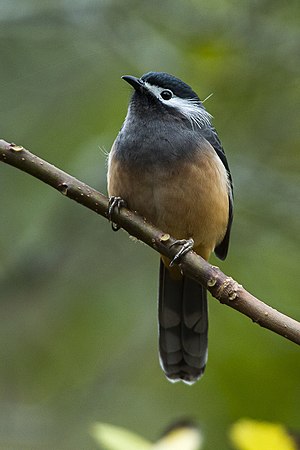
top-left (0, 1), bottom-right (299, 449)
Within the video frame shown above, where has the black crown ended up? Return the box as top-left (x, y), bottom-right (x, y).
top-left (141, 72), bottom-right (200, 101)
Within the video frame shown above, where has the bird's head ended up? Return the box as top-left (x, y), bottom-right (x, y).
top-left (122, 71), bottom-right (212, 129)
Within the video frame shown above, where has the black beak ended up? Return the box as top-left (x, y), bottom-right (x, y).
top-left (122, 75), bottom-right (144, 92)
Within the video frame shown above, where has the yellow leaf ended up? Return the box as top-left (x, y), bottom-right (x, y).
top-left (230, 419), bottom-right (297, 450)
top-left (153, 424), bottom-right (202, 450)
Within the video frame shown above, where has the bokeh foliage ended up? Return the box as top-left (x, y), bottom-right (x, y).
top-left (0, 1), bottom-right (299, 449)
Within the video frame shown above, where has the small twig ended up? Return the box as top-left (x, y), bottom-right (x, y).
top-left (1, 138), bottom-right (300, 345)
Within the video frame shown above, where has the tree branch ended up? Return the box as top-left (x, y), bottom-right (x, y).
top-left (1, 138), bottom-right (299, 345)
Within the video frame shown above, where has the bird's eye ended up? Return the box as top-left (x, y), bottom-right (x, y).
top-left (160, 90), bottom-right (173, 100)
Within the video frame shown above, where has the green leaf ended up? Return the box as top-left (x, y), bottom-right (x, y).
top-left (91, 422), bottom-right (152, 450)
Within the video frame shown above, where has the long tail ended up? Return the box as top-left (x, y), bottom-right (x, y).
top-left (158, 260), bottom-right (208, 384)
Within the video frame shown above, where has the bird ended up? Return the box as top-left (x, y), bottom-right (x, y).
top-left (107, 71), bottom-right (233, 384)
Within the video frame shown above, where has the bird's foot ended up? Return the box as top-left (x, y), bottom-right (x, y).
top-left (107, 196), bottom-right (127, 231)
top-left (169, 238), bottom-right (194, 267)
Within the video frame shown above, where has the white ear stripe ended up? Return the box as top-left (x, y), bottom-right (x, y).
top-left (144, 82), bottom-right (212, 129)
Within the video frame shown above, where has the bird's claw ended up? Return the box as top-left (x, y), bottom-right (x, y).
top-left (108, 196), bottom-right (127, 231)
top-left (169, 238), bottom-right (194, 267)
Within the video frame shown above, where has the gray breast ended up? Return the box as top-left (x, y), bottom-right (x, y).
top-left (113, 112), bottom-right (204, 169)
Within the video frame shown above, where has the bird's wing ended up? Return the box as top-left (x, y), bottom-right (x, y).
top-left (202, 127), bottom-right (233, 260)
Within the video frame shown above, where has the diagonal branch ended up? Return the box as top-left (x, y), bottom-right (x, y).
top-left (1, 138), bottom-right (300, 345)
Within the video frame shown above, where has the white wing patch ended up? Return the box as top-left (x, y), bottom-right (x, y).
top-left (144, 82), bottom-right (213, 129)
